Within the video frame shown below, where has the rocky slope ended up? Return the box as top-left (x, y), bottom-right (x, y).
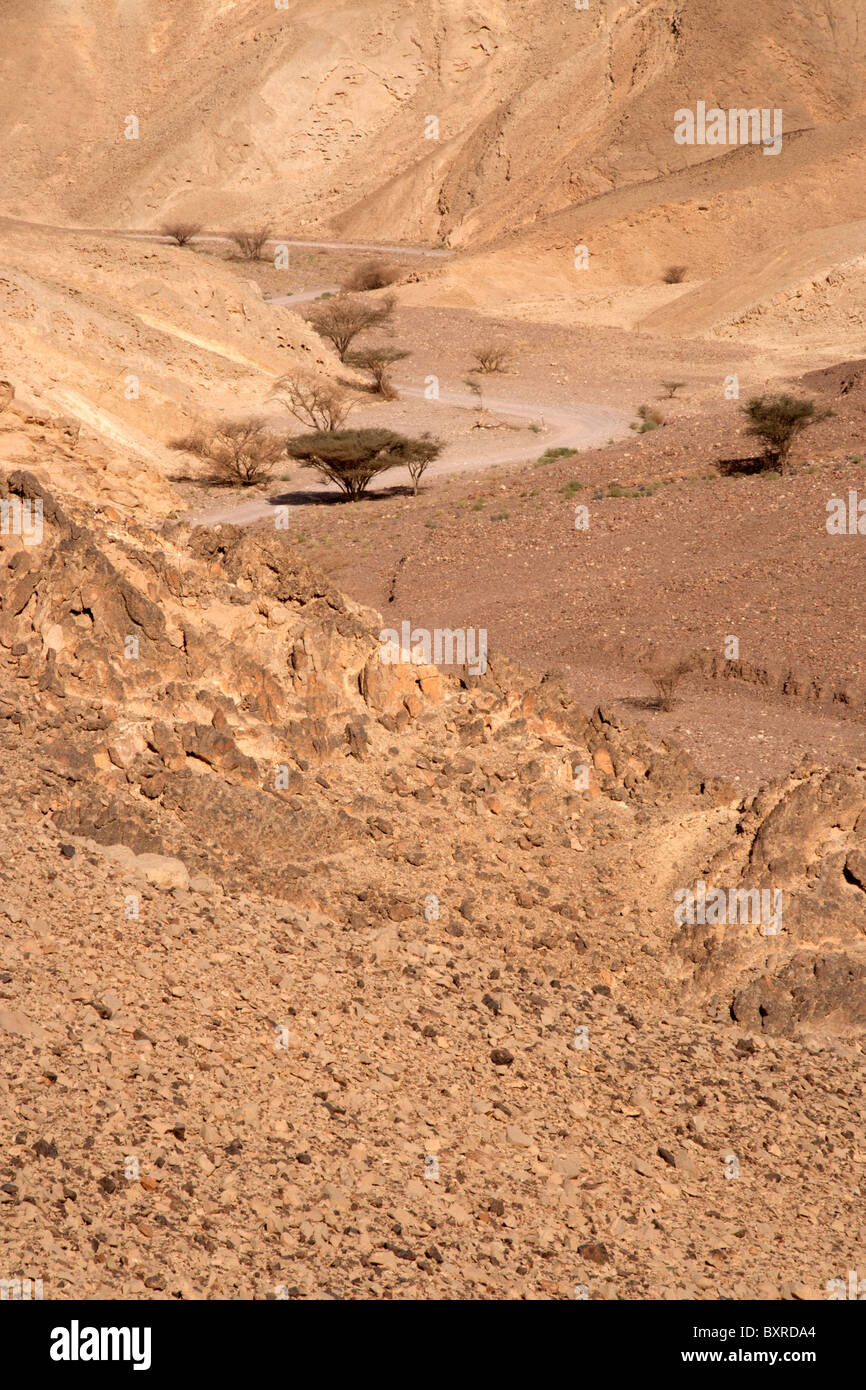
top-left (0, 220), bottom-right (336, 475)
top-left (0, 438), bottom-right (863, 1299)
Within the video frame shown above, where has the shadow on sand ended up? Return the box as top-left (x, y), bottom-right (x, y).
top-left (263, 482), bottom-right (417, 507)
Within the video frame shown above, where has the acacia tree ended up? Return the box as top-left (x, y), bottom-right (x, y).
top-left (285, 428), bottom-right (441, 501)
top-left (741, 394), bottom-right (831, 471)
top-left (390, 431), bottom-right (442, 494)
top-left (270, 374), bottom-right (356, 431)
top-left (305, 294), bottom-right (395, 361)
top-left (346, 347), bottom-right (410, 399)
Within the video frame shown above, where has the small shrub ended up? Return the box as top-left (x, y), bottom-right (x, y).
top-left (471, 343), bottom-right (513, 374)
top-left (608, 481), bottom-right (660, 498)
top-left (536, 446), bottom-right (578, 465)
top-left (660, 380), bottom-right (686, 398)
top-left (192, 419), bottom-right (284, 485)
top-left (561, 480), bottom-right (583, 498)
top-left (464, 375), bottom-right (485, 411)
top-left (342, 259), bottom-right (400, 292)
top-left (662, 265), bottom-right (688, 284)
top-left (651, 656), bottom-right (693, 711)
top-left (229, 226), bottom-right (273, 261)
top-left (161, 220), bottom-right (202, 247)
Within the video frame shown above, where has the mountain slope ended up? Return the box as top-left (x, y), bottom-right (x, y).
top-left (2, 0), bottom-right (865, 247)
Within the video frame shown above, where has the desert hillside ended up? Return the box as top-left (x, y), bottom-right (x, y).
top-left (0, 451), bottom-right (864, 1300)
top-left (2, 0), bottom-right (865, 248)
top-left (0, 0), bottom-right (864, 1317)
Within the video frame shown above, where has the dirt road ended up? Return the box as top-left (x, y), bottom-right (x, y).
top-left (189, 384), bottom-right (631, 526)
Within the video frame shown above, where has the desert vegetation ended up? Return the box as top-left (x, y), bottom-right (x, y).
top-left (346, 347), bottom-right (410, 399)
top-left (470, 343), bottom-right (513, 374)
top-left (341, 258), bottom-right (400, 292)
top-left (662, 265), bottom-right (688, 284)
top-left (741, 393), bottom-right (832, 472)
top-left (305, 294), bottom-right (395, 362)
top-left (463, 374), bottom-right (486, 416)
top-left (650, 655), bottom-right (694, 711)
top-left (229, 227), bottom-right (273, 261)
top-left (632, 404), bottom-right (665, 432)
top-left (285, 427), bottom-right (442, 500)
top-left (172, 418), bottom-right (283, 485)
top-left (270, 374), bottom-right (356, 431)
top-left (161, 220), bottom-right (202, 247)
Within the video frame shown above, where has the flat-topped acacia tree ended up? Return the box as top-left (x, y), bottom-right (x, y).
top-left (285, 428), bottom-right (442, 501)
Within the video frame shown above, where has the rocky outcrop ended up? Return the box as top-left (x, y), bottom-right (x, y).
top-left (677, 765), bottom-right (866, 1035)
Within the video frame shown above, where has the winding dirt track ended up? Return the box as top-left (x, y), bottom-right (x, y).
top-left (0, 221), bottom-right (630, 523)
top-left (189, 382), bottom-right (631, 527)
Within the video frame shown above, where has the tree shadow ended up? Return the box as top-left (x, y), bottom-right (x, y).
top-left (618, 695), bottom-right (665, 713)
top-left (265, 481), bottom-right (416, 507)
top-left (716, 455), bottom-right (767, 476)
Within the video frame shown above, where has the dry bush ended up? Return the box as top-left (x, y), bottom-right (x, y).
top-left (305, 294), bottom-right (395, 361)
top-left (229, 226), bottom-right (273, 261)
top-left (661, 380), bottom-right (686, 398)
top-left (169, 428), bottom-right (210, 457)
top-left (637, 404), bottom-right (666, 426)
top-left (346, 347), bottom-right (410, 399)
top-left (341, 259), bottom-right (400, 292)
top-left (271, 375), bottom-right (355, 432)
top-left (175, 419), bottom-right (283, 485)
top-left (471, 343), bottom-right (513, 374)
top-left (662, 265), bottom-right (688, 284)
top-left (651, 656), bottom-right (693, 711)
top-left (161, 221), bottom-right (202, 247)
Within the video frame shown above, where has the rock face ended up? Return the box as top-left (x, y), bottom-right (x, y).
top-left (0, 449), bottom-right (864, 1301)
top-left (0, 467), bottom-right (716, 906)
top-left (676, 767), bottom-right (866, 1034)
top-left (0, 0), bottom-right (861, 252)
